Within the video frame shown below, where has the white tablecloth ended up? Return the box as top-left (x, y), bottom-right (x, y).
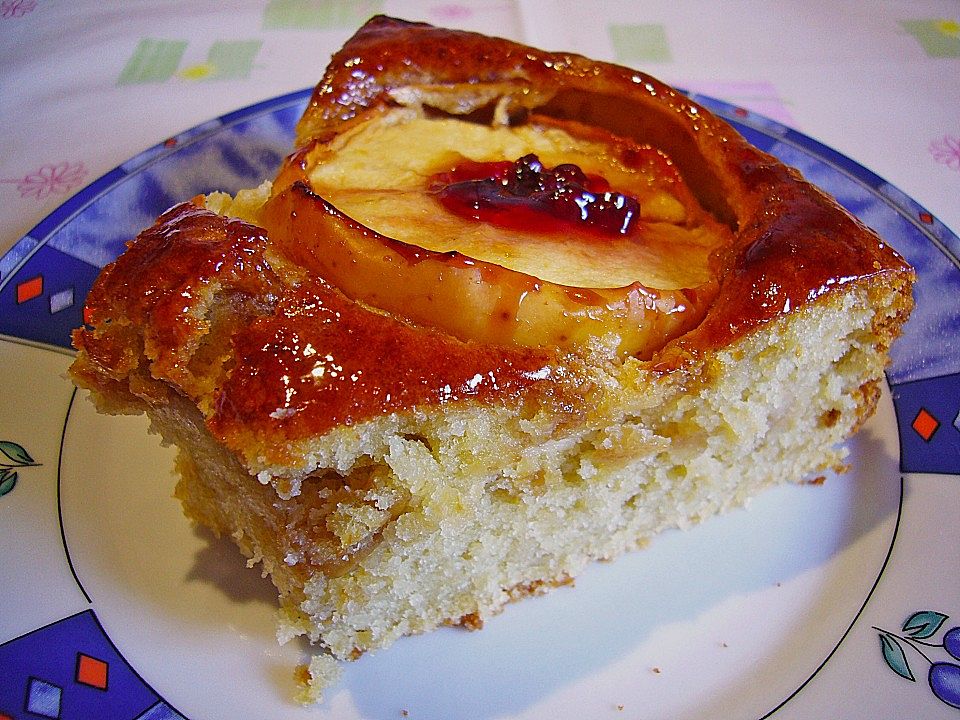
top-left (2, 0), bottom-right (958, 259)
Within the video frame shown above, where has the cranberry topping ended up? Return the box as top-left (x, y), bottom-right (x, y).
top-left (433, 154), bottom-right (640, 236)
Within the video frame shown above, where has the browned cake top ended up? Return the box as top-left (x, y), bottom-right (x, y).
top-left (72, 16), bottom-right (913, 466)
top-left (295, 16), bottom-right (910, 354)
top-left (72, 202), bottom-right (569, 462)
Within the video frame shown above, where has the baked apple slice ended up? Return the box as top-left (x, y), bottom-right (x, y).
top-left (263, 109), bottom-right (732, 357)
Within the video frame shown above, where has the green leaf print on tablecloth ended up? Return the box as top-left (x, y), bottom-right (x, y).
top-left (262, 0), bottom-right (384, 30)
top-left (901, 19), bottom-right (960, 58)
top-left (118, 39), bottom-right (263, 84)
top-left (609, 23), bottom-right (672, 63)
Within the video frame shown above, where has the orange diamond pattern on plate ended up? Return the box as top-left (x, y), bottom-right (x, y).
top-left (911, 407), bottom-right (940, 441)
top-left (75, 652), bottom-right (109, 690)
top-left (16, 275), bottom-right (43, 304)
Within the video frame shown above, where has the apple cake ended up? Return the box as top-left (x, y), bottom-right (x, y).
top-left (69, 16), bottom-right (914, 701)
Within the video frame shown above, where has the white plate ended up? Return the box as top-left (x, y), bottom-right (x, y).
top-left (1, 90), bottom-right (959, 719)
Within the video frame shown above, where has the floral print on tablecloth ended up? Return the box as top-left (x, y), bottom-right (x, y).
top-left (930, 135), bottom-right (960, 172)
top-left (1, 0), bottom-right (37, 19)
top-left (1, 162), bottom-right (88, 200)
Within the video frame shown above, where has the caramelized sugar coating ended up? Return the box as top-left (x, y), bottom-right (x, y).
top-left (295, 16), bottom-right (912, 359)
top-left (259, 177), bottom-right (714, 358)
top-left (73, 16), bottom-right (913, 471)
top-left (72, 203), bottom-right (567, 468)
top-left (272, 109), bottom-right (732, 357)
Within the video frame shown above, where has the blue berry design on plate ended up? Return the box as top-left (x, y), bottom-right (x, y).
top-left (0, 440), bottom-right (40, 497)
top-left (875, 611), bottom-right (960, 709)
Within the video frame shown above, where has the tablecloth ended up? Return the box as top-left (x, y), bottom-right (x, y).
top-left (1, 0), bottom-right (958, 260)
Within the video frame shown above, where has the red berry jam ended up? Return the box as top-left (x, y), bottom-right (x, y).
top-left (432, 154), bottom-right (640, 236)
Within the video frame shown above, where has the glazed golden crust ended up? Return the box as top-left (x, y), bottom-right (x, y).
top-left (72, 16), bottom-right (914, 473)
top-left (296, 15), bottom-right (913, 360)
top-left (297, 17), bottom-right (739, 219)
top-left (71, 203), bottom-right (566, 468)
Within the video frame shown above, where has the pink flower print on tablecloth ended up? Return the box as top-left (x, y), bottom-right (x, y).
top-left (1, 162), bottom-right (88, 199)
top-left (1, 0), bottom-right (37, 18)
top-left (930, 135), bottom-right (960, 172)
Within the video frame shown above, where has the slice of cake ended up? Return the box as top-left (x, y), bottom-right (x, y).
top-left (69, 16), bottom-right (914, 701)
